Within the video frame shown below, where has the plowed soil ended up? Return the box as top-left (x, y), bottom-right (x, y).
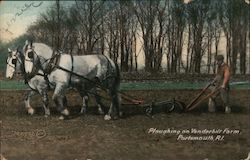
top-left (0, 89), bottom-right (249, 160)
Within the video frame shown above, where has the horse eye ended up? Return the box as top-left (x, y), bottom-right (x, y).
top-left (27, 52), bottom-right (34, 58)
top-left (12, 58), bottom-right (17, 65)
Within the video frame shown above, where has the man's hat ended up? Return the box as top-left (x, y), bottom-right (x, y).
top-left (215, 55), bottom-right (224, 61)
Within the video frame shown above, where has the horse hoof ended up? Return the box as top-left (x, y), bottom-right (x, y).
top-left (98, 109), bottom-right (105, 115)
top-left (79, 109), bottom-right (86, 115)
top-left (104, 115), bottom-right (111, 121)
top-left (28, 108), bottom-right (34, 115)
top-left (45, 110), bottom-right (50, 116)
top-left (79, 111), bottom-right (84, 115)
top-left (59, 115), bottom-right (64, 120)
top-left (79, 112), bottom-right (87, 117)
top-left (61, 109), bottom-right (70, 116)
top-left (112, 115), bottom-right (119, 120)
top-left (119, 111), bottom-right (124, 117)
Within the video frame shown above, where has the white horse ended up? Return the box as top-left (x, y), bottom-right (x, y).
top-left (6, 48), bottom-right (50, 116)
top-left (24, 41), bottom-right (121, 120)
top-left (6, 47), bottom-right (102, 118)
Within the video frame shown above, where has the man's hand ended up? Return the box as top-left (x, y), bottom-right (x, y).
top-left (221, 84), bottom-right (226, 89)
top-left (211, 79), bottom-right (217, 86)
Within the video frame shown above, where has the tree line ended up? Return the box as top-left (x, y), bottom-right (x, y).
top-left (26, 0), bottom-right (249, 74)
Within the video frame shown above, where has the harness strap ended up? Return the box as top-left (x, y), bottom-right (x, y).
top-left (26, 73), bottom-right (44, 91)
top-left (43, 52), bottom-right (60, 75)
top-left (54, 65), bottom-right (143, 104)
top-left (69, 53), bottom-right (74, 86)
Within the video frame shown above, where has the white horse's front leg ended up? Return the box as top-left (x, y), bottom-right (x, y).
top-left (104, 103), bottom-right (112, 121)
top-left (94, 96), bottom-right (105, 115)
top-left (80, 95), bottom-right (88, 114)
top-left (104, 89), bottom-right (121, 121)
top-left (24, 90), bottom-right (36, 115)
top-left (52, 84), bottom-right (69, 120)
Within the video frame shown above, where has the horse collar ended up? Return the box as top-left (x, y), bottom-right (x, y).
top-left (44, 53), bottom-right (61, 75)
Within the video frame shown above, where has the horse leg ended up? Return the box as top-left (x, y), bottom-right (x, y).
top-left (37, 88), bottom-right (50, 117)
top-left (24, 90), bottom-right (37, 115)
top-left (52, 85), bottom-right (69, 120)
top-left (63, 95), bottom-right (68, 107)
top-left (42, 92), bottom-right (50, 117)
top-left (77, 90), bottom-right (89, 115)
top-left (104, 89), bottom-right (120, 120)
top-left (92, 88), bottom-right (105, 115)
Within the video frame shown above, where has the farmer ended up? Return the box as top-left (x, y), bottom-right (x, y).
top-left (208, 55), bottom-right (231, 113)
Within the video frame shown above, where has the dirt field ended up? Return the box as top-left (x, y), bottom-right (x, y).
top-left (0, 89), bottom-right (249, 160)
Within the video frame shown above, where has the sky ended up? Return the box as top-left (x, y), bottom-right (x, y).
top-left (0, 1), bottom-right (53, 42)
top-left (0, 0), bottom-right (194, 42)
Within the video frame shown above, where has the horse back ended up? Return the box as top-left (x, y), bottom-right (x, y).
top-left (57, 54), bottom-right (115, 80)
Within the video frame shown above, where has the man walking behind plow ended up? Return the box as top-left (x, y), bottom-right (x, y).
top-left (208, 55), bottom-right (231, 113)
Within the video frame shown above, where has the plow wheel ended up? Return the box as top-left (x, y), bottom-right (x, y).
top-left (145, 99), bottom-right (185, 116)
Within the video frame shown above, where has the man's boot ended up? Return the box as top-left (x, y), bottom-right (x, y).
top-left (225, 106), bottom-right (231, 114)
top-left (208, 98), bottom-right (216, 112)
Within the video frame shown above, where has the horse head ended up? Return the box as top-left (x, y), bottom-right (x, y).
top-left (5, 48), bottom-right (23, 79)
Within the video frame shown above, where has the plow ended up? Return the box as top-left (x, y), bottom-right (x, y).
top-left (71, 62), bottom-right (249, 117)
top-left (89, 81), bottom-right (221, 117)
top-left (113, 81), bottom-right (249, 117)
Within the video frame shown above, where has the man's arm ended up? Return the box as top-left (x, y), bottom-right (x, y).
top-left (222, 66), bottom-right (230, 88)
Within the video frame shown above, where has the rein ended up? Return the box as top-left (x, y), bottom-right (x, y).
top-left (69, 52), bottom-right (74, 86)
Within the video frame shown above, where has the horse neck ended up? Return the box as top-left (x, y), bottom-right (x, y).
top-left (32, 43), bottom-right (54, 70)
top-left (17, 54), bottom-right (26, 76)
top-left (37, 55), bottom-right (49, 71)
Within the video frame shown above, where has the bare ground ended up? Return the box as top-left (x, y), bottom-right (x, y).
top-left (0, 89), bottom-right (250, 160)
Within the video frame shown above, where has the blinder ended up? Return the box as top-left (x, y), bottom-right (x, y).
top-left (12, 58), bottom-right (17, 65)
top-left (28, 51), bottom-right (34, 59)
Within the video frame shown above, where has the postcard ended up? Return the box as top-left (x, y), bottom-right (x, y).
top-left (0, 1), bottom-right (249, 160)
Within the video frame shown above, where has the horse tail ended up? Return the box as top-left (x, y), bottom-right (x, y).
top-left (114, 62), bottom-right (122, 116)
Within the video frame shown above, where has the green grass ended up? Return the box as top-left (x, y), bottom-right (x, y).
top-left (121, 82), bottom-right (208, 90)
top-left (0, 80), bottom-right (28, 90)
top-left (0, 80), bottom-right (249, 90)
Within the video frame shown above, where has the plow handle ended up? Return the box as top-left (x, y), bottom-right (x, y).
top-left (185, 83), bottom-right (212, 110)
top-left (121, 94), bottom-right (144, 105)
top-left (187, 87), bottom-right (220, 111)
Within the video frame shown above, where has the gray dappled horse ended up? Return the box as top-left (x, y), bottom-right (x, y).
top-left (6, 48), bottom-right (50, 116)
top-left (24, 41), bottom-right (121, 120)
top-left (5, 48), bottom-right (100, 117)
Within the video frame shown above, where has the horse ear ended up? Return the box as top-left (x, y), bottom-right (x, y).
top-left (8, 48), bottom-right (12, 57)
top-left (30, 41), bottom-right (33, 48)
top-left (25, 40), bottom-right (29, 45)
top-left (23, 41), bottom-right (29, 53)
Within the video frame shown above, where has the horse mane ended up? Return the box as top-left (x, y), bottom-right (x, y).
top-left (17, 50), bottom-right (26, 74)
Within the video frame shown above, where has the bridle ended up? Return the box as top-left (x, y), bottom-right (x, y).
top-left (6, 53), bottom-right (21, 70)
top-left (6, 57), bottom-right (17, 69)
top-left (24, 49), bottom-right (47, 73)
top-left (23, 47), bottom-right (60, 88)
top-left (24, 47), bottom-right (60, 75)
top-left (25, 50), bottom-right (35, 62)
